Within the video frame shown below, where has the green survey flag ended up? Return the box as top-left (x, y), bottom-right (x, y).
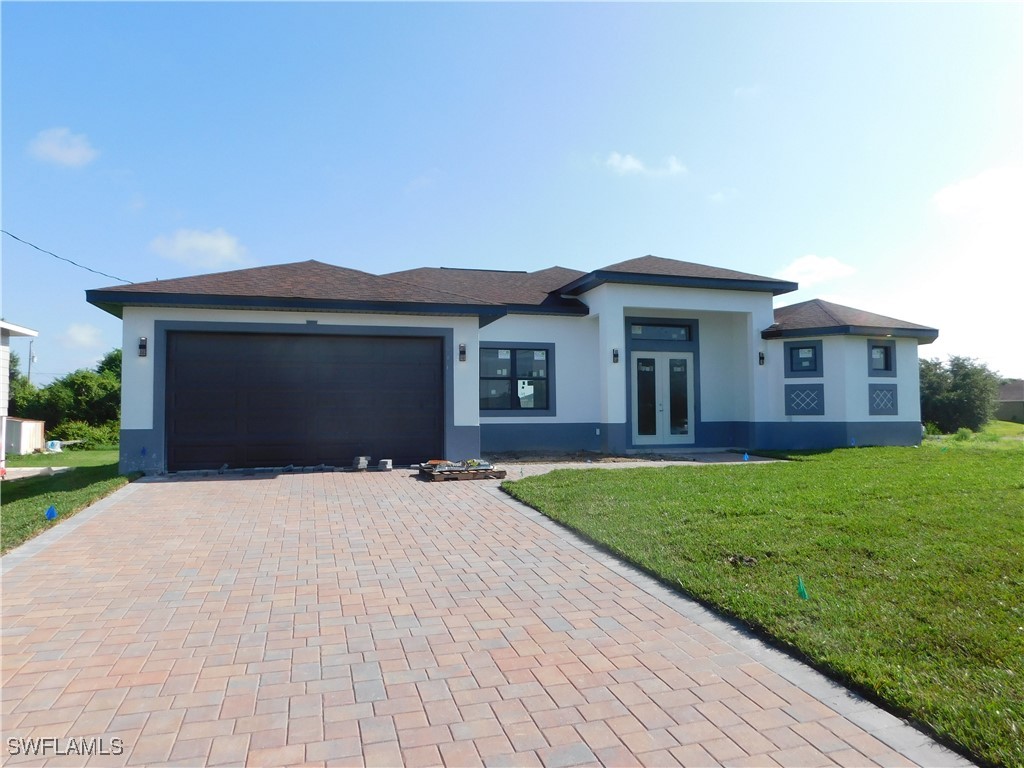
top-left (797, 576), bottom-right (809, 600)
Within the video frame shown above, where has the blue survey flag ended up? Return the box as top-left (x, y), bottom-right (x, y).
top-left (45, 505), bottom-right (58, 520)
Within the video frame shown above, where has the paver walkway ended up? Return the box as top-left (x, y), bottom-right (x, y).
top-left (2, 465), bottom-right (971, 767)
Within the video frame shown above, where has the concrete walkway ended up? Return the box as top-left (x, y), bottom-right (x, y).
top-left (1, 465), bottom-right (971, 767)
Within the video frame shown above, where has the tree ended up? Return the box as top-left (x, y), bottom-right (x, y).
top-left (7, 351), bottom-right (36, 415)
top-left (13, 349), bottom-right (121, 429)
top-left (920, 356), bottom-right (1000, 433)
top-left (96, 348), bottom-right (121, 379)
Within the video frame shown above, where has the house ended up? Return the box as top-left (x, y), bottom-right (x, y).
top-left (996, 379), bottom-right (1024, 423)
top-left (86, 256), bottom-right (938, 474)
top-left (1, 320), bottom-right (39, 475)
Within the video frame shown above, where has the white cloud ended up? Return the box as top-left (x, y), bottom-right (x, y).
top-left (59, 323), bottom-right (104, 350)
top-left (606, 152), bottom-right (687, 177)
top-left (404, 169), bottom-right (439, 195)
top-left (29, 127), bottom-right (99, 167)
top-left (150, 228), bottom-right (248, 270)
top-left (708, 188), bottom-right (738, 204)
top-left (933, 165), bottom-right (1024, 229)
top-left (775, 254), bottom-right (857, 288)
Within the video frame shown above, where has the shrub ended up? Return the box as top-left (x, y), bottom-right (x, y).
top-left (923, 422), bottom-right (943, 436)
top-left (953, 427), bottom-right (973, 441)
top-left (920, 357), bottom-right (1000, 433)
top-left (47, 420), bottom-right (121, 449)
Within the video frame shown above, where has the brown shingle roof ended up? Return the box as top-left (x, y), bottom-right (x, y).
top-left (600, 255), bottom-right (784, 283)
top-left (92, 260), bottom-right (497, 306)
top-left (385, 266), bottom-right (587, 308)
top-left (765, 299), bottom-right (938, 342)
top-left (559, 254), bottom-right (798, 296)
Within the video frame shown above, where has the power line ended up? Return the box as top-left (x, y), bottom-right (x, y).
top-left (2, 229), bottom-right (133, 284)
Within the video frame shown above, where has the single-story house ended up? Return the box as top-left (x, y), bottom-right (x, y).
top-left (86, 255), bottom-right (938, 474)
top-left (996, 379), bottom-right (1024, 423)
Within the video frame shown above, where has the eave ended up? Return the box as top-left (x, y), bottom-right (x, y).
top-left (761, 324), bottom-right (939, 344)
top-left (560, 270), bottom-right (799, 297)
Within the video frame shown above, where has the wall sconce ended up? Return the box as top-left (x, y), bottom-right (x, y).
top-left (458, 343), bottom-right (467, 362)
top-left (758, 352), bottom-right (765, 366)
top-left (138, 337), bottom-right (148, 357)
top-left (612, 348), bottom-right (620, 364)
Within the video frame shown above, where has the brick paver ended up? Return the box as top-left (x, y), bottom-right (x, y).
top-left (1, 463), bottom-right (972, 766)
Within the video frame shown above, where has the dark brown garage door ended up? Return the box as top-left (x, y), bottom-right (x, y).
top-left (165, 331), bottom-right (444, 471)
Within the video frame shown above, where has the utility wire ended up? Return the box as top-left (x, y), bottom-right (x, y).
top-left (2, 229), bottom-right (133, 284)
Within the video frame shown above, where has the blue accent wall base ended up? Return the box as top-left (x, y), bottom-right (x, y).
top-left (750, 421), bottom-right (923, 451)
top-left (481, 423), bottom-right (603, 453)
top-left (119, 429), bottom-right (165, 475)
top-left (482, 420), bottom-right (922, 455)
top-left (446, 426), bottom-right (482, 461)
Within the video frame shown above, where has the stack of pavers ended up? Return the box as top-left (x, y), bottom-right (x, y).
top-left (418, 459), bottom-right (506, 481)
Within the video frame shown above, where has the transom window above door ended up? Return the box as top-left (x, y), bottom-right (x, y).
top-left (630, 323), bottom-right (691, 341)
top-left (480, 347), bottom-right (550, 411)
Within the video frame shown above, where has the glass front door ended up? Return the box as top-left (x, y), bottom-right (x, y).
top-left (631, 352), bottom-right (695, 445)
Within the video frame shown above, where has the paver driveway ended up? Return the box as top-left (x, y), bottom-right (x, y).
top-left (2, 466), bottom-right (970, 767)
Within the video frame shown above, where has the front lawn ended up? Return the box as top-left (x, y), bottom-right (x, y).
top-left (6, 447), bottom-right (120, 468)
top-left (503, 442), bottom-right (1023, 767)
top-left (1, 450), bottom-right (134, 554)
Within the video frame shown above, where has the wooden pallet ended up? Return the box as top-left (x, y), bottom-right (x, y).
top-left (419, 467), bottom-right (507, 482)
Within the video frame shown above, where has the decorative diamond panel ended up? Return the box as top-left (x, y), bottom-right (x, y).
top-left (869, 384), bottom-right (898, 416)
top-left (791, 389), bottom-right (820, 411)
top-left (872, 389), bottom-right (894, 411)
top-left (785, 384), bottom-right (825, 416)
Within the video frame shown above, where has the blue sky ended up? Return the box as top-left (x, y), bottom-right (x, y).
top-left (3, 2), bottom-right (1021, 385)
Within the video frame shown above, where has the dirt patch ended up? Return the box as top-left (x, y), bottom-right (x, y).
top-left (484, 450), bottom-right (706, 464)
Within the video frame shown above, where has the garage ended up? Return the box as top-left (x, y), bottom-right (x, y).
top-left (165, 331), bottom-right (444, 471)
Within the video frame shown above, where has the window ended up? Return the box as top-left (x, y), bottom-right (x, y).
top-left (784, 340), bottom-right (823, 378)
top-left (791, 345), bottom-right (818, 372)
top-left (480, 347), bottom-right (550, 411)
top-left (867, 340), bottom-right (896, 377)
top-left (630, 323), bottom-right (691, 341)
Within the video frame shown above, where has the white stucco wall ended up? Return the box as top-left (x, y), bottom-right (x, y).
top-left (120, 307), bottom-right (481, 430)
top-left (762, 335), bottom-right (924, 422)
top-left (580, 284), bottom-right (776, 426)
top-left (479, 313), bottom-right (600, 423)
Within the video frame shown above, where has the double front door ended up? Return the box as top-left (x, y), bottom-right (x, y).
top-left (631, 351), bottom-right (695, 444)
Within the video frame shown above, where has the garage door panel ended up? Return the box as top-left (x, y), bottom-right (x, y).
top-left (166, 332), bottom-right (444, 471)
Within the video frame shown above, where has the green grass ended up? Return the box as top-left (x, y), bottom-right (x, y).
top-left (503, 442), bottom-right (1024, 767)
top-left (979, 420), bottom-right (1024, 440)
top-left (6, 447), bottom-right (120, 468)
top-left (2, 450), bottom-right (134, 554)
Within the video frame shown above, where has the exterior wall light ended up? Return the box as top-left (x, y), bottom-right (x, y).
top-left (458, 343), bottom-right (467, 362)
top-left (138, 337), bottom-right (148, 357)
top-left (612, 348), bottom-right (620, 364)
top-left (759, 352), bottom-right (765, 366)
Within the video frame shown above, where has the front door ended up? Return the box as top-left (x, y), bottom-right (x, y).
top-left (631, 351), bottom-right (695, 445)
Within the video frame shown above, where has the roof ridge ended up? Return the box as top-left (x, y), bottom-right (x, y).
top-left (378, 272), bottom-right (503, 306)
top-left (813, 298), bottom-right (847, 326)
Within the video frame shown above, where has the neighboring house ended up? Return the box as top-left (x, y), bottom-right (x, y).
top-left (86, 256), bottom-right (938, 474)
top-left (996, 379), bottom-right (1024, 423)
top-left (1, 320), bottom-right (39, 474)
